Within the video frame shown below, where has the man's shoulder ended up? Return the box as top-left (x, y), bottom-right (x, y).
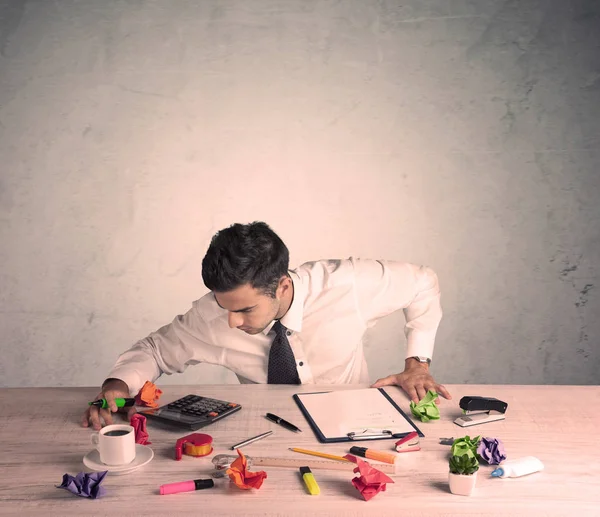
top-left (294, 258), bottom-right (363, 286)
top-left (296, 257), bottom-right (352, 274)
top-left (294, 258), bottom-right (419, 287)
top-left (191, 291), bottom-right (227, 323)
top-left (295, 257), bottom-right (388, 275)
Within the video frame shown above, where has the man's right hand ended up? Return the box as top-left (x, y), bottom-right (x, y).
top-left (82, 378), bottom-right (136, 430)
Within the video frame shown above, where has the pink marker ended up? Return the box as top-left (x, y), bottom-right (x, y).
top-left (159, 478), bottom-right (214, 495)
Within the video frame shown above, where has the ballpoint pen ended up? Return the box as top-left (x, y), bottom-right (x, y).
top-left (265, 413), bottom-right (302, 433)
top-left (231, 430), bottom-right (273, 450)
top-left (88, 398), bottom-right (136, 409)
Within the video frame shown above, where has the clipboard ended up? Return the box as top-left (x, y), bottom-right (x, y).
top-left (293, 388), bottom-right (424, 443)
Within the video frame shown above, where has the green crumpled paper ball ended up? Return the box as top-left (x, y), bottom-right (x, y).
top-left (409, 389), bottom-right (440, 422)
top-left (450, 435), bottom-right (481, 459)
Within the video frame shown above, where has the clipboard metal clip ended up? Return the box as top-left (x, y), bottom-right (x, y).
top-left (346, 429), bottom-right (394, 441)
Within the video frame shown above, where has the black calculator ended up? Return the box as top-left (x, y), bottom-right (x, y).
top-left (139, 394), bottom-right (242, 431)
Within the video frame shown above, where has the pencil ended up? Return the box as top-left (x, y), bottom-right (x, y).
top-left (289, 448), bottom-right (353, 463)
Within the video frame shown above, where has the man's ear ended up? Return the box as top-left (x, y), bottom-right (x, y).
top-left (276, 275), bottom-right (291, 297)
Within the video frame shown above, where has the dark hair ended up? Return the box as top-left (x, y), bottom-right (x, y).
top-left (201, 222), bottom-right (289, 297)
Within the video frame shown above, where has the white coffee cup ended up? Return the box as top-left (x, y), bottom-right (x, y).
top-left (91, 424), bottom-right (136, 466)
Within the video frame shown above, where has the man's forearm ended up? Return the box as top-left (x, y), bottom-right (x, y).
top-left (403, 266), bottom-right (442, 360)
top-left (106, 341), bottom-right (163, 396)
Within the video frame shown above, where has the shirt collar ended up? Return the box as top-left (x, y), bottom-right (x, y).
top-left (261, 270), bottom-right (305, 335)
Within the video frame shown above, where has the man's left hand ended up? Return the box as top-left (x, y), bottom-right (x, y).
top-left (371, 358), bottom-right (452, 404)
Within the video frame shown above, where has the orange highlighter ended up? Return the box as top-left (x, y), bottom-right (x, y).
top-left (349, 446), bottom-right (398, 464)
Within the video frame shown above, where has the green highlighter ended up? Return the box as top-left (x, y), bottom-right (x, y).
top-left (88, 398), bottom-right (136, 409)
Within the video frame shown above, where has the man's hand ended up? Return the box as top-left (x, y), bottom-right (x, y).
top-left (81, 378), bottom-right (137, 430)
top-left (371, 358), bottom-right (452, 404)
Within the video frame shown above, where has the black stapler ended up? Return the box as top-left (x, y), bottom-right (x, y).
top-left (454, 396), bottom-right (508, 427)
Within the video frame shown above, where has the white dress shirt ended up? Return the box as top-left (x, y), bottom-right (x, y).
top-left (107, 258), bottom-right (442, 395)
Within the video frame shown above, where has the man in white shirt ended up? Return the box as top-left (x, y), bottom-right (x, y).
top-left (83, 222), bottom-right (451, 429)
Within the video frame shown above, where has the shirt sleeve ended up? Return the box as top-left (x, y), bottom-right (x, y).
top-left (352, 258), bottom-right (442, 360)
top-left (106, 303), bottom-right (214, 395)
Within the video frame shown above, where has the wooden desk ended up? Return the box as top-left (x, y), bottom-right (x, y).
top-left (1, 384), bottom-right (599, 516)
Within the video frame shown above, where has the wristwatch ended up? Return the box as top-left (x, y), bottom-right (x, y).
top-left (409, 356), bottom-right (431, 366)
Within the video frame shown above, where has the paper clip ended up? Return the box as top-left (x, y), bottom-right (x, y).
top-left (346, 429), bottom-right (394, 440)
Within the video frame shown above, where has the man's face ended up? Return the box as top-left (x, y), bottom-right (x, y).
top-left (214, 283), bottom-right (281, 335)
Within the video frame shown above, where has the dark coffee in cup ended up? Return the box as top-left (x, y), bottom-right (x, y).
top-left (104, 430), bottom-right (130, 437)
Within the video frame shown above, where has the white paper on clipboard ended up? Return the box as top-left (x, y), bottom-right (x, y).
top-left (295, 388), bottom-right (420, 441)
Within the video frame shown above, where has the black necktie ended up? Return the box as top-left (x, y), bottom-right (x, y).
top-left (267, 321), bottom-right (301, 384)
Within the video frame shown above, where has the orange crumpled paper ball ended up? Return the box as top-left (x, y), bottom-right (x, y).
top-left (134, 381), bottom-right (163, 408)
top-left (226, 449), bottom-right (267, 490)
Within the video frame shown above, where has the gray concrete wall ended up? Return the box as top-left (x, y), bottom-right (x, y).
top-left (1, 0), bottom-right (599, 388)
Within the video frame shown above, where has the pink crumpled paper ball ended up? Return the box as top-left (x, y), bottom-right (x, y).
top-left (130, 413), bottom-right (151, 445)
top-left (351, 457), bottom-right (395, 501)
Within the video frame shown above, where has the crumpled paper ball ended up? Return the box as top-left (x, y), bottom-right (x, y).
top-left (226, 449), bottom-right (267, 490)
top-left (56, 471), bottom-right (107, 499)
top-left (409, 390), bottom-right (440, 422)
top-left (351, 458), bottom-right (395, 501)
top-left (451, 435), bottom-right (481, 459)
top-left (477, 437), bottom-right (506, 465)
top-left (130, 413), bottom-right (151, 445)
top-left (135, 380), bottom-right (163, 408)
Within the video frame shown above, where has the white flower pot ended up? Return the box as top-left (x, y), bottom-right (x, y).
top-left (448, 471), bottom-right (477, 496)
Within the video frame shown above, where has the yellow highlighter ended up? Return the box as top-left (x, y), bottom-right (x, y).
top-left (299, 466), bottom-right (320, 495)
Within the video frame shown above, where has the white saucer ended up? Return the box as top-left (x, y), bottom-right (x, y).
top-left (83, 444), bottom-right (154, 475)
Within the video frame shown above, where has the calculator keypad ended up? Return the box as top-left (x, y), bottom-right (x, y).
top-left (144, 394), bottom-right (241, 429)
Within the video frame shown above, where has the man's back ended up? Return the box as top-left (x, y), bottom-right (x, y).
top-left (107, 258), bottom-right (440, 392)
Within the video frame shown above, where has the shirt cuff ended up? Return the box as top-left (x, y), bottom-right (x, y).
top-left (104, 368), bottom-right (144, 397)
top-left (405, 330), bottom-right (436, 360)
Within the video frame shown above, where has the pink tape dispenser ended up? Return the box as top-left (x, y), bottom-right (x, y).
top-left (175, 433), bottom-right (213, 461)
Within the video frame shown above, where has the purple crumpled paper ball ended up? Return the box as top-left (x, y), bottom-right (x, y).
top-left (57, 471), bottom-right (108, 499)
top-left (477, 437), bottom-right (506, 465)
